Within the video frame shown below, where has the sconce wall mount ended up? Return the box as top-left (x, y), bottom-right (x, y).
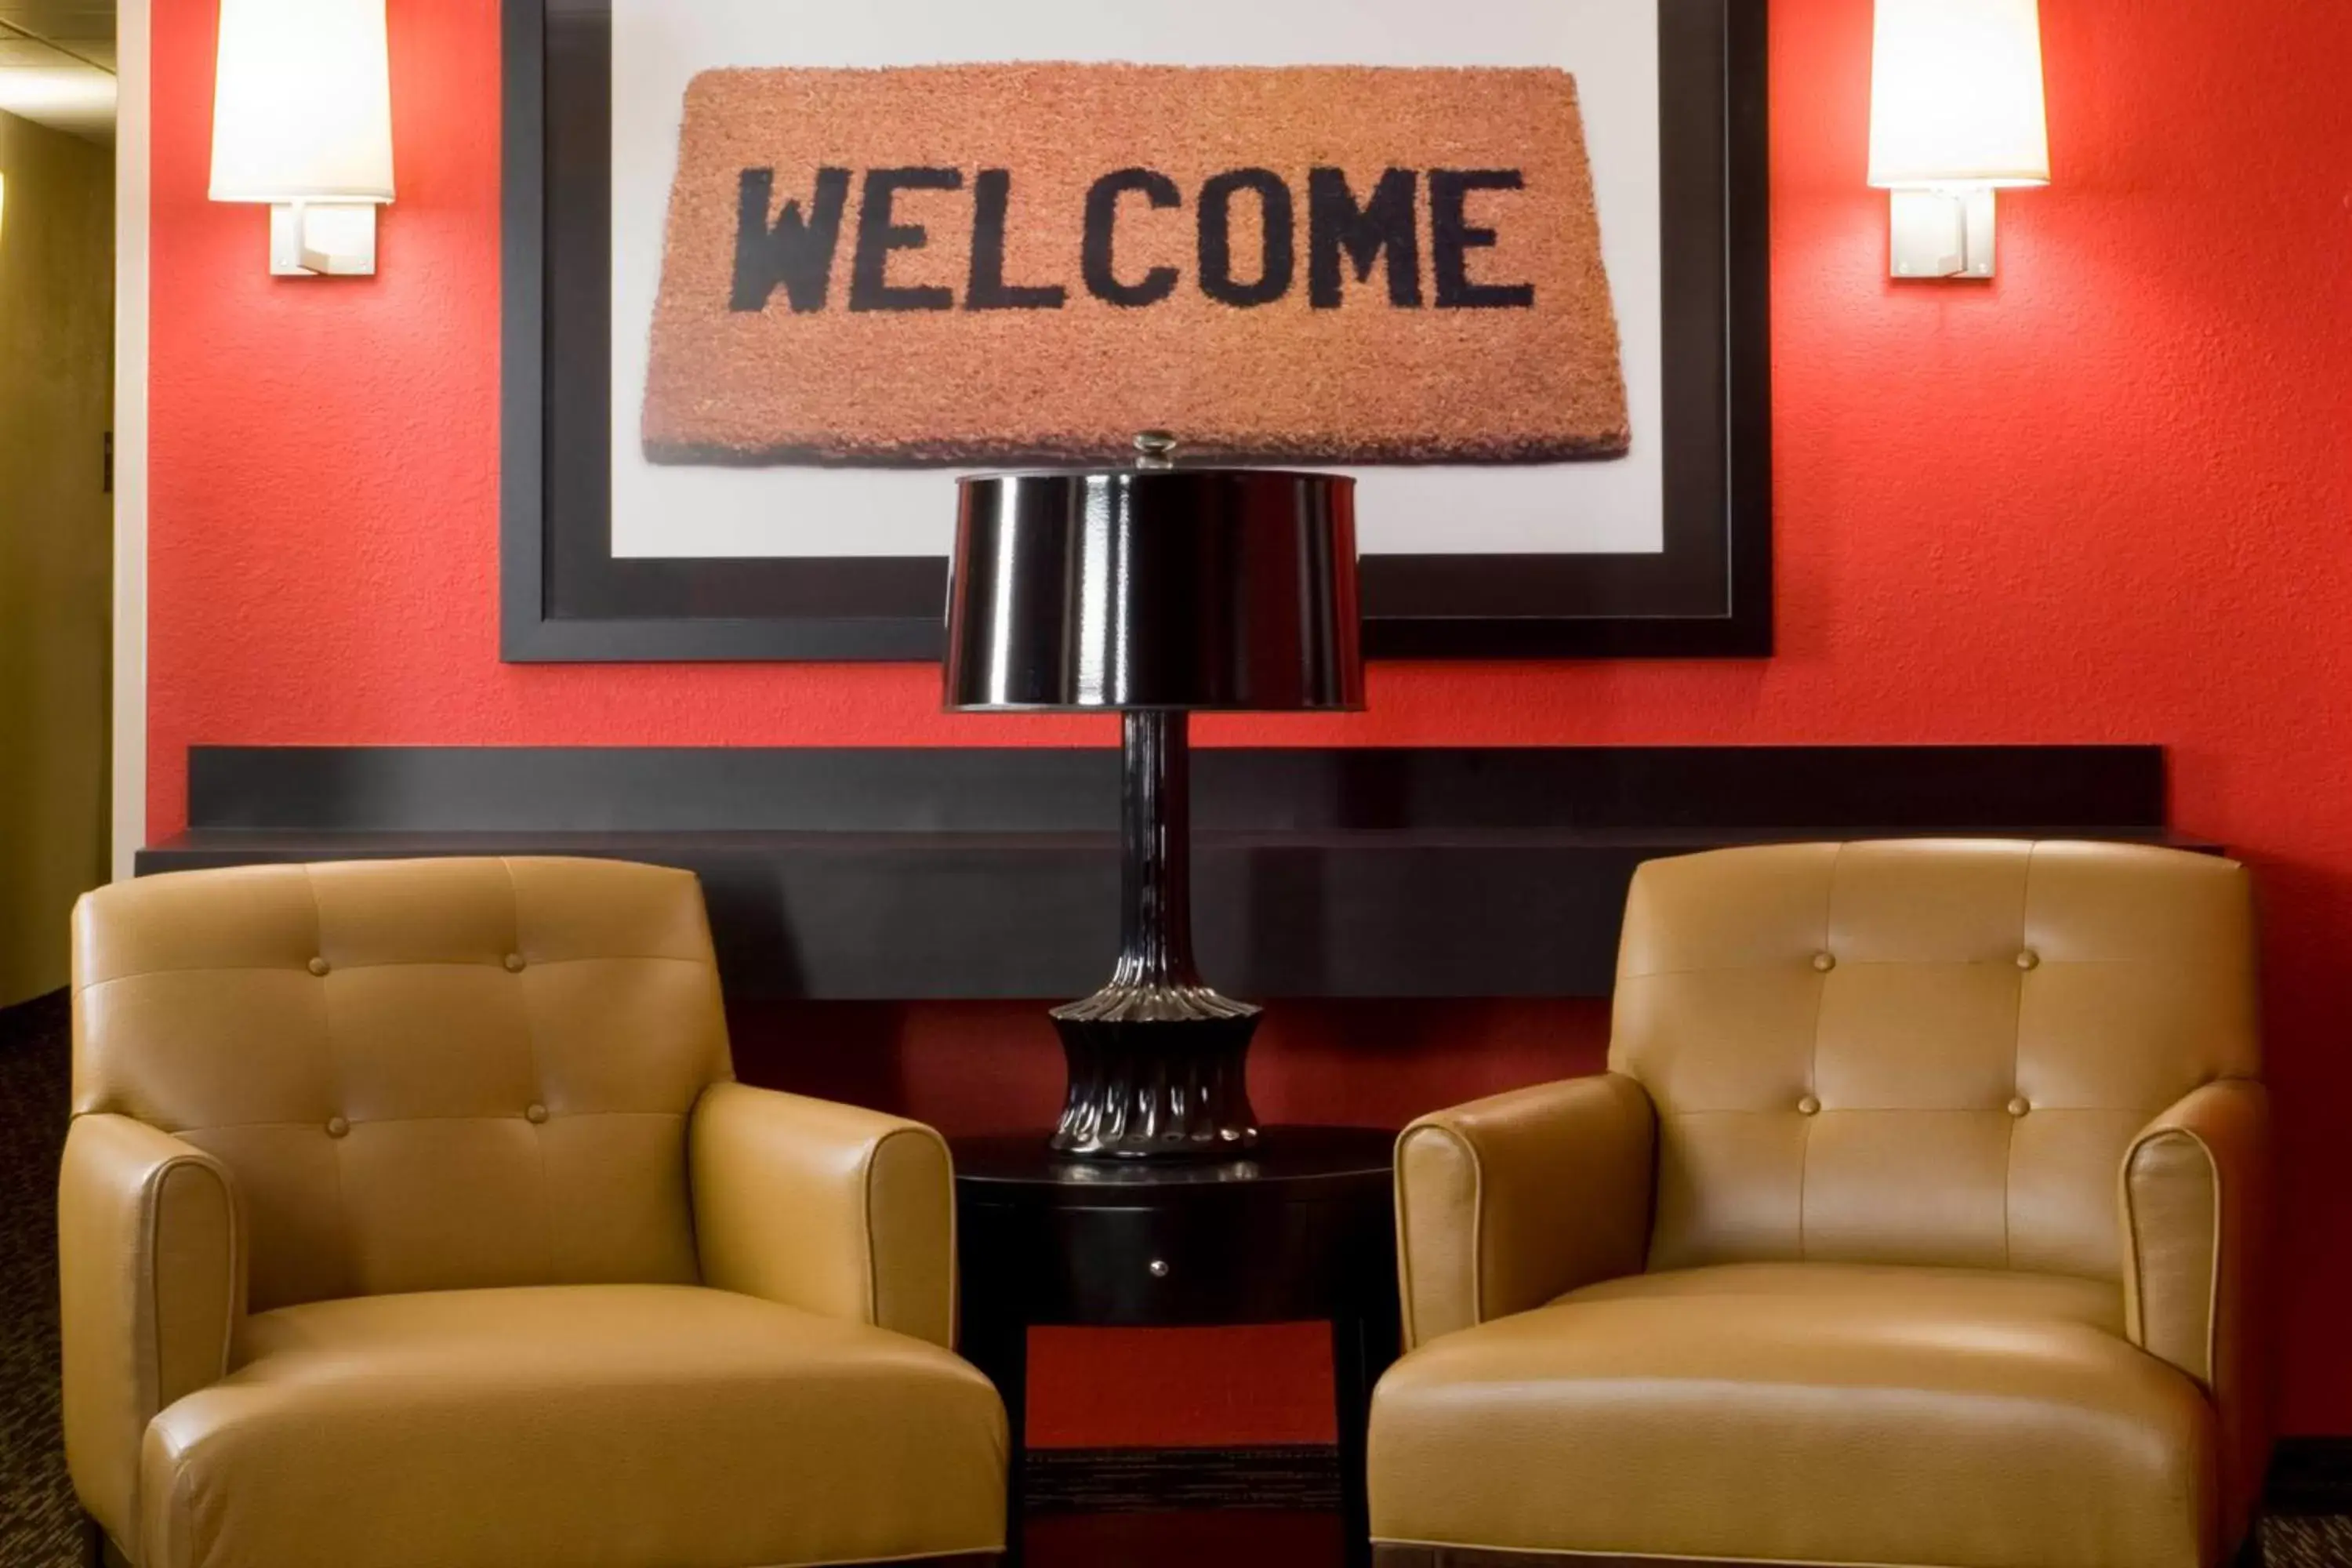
top-left (267, 202), bottom-right (380, 278)
top-left (1889, 187), bottom-right (1999, 280)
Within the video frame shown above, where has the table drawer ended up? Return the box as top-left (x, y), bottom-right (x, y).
top-left (961, 1192), bottom-right (1392, 1327)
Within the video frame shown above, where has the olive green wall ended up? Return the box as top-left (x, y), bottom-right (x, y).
top-left (0, 110), bottom-right (114, 1008)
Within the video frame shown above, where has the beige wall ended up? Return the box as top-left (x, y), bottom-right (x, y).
top-left (0, 109), bottom-right (114, 1007)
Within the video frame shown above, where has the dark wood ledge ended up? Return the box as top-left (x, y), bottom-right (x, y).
top-left (141, 746), bottom-right (2196, 1001)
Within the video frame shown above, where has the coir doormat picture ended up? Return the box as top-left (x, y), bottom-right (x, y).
top-left (641, 64), bottom-right (1629, 467)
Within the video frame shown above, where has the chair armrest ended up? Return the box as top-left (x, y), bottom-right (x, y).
top-left (688, 1082), bottom-right (957, 1348)
top-left (1394, 1073), bottom-right (1655, 1349)
top-left (58, 1113), bottom-right (243, 1556)
top-left (2122, 1077), bottom-right (2270, 1384)
top-left (2122, 1077), bottom-right (2271, 1548)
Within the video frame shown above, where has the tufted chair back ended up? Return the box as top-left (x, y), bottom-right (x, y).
top-left (1610, 839), bottom-right (2259, 1279)
top-left (71, 858), bottom-right (734, 1311)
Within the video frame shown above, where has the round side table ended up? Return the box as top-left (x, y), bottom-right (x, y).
top-left (952, 1126), bottom-right (1401, 1568)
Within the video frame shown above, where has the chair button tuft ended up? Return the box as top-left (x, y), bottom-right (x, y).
top-left (504, 953), bottom-right (527, 973)
top-left (1811, 952), bottom-right (1836, 973)
top-left (2008, 1097), bottom-right (2031, 1118)
top-left (326, 1116), bottom-right (350, 1138)
top-left (1797, 1095), bottom-right (1822, 1116)
top-left (2016, 950), bottom-right (2040, 971)
top-left (307, 956), bottom-right (331, 977)
top-left (525, 1103), bottom-right (550, 1124)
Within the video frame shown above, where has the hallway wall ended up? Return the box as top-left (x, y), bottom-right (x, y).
top-left (0, 109), bottom-right (114, 1007)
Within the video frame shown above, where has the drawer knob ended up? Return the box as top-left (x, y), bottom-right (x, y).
top-left (1147, 1259), bottom-right (1170, 1279)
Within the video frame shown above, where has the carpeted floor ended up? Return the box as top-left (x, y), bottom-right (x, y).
top-left (2283, 1518), bottom-right (2352, 1567)
top-left (3, 986), bottom-right (2348, 1567)
top-left (2, 992), bottom-right (79, 1567)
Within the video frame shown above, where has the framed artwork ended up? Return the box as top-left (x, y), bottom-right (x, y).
top-left (501, 0), bottom-right (1769, 662)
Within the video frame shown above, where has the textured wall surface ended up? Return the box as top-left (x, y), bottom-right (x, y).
top-left (0, 111), bottom-right (113, 1007)
top-left (149, 0), bottom-right (2352, 1438)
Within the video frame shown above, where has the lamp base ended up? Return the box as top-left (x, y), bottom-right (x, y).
top-left (1047, 984), bottom-right (1263, 1160)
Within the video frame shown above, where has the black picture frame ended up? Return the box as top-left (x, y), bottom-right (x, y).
top-left (501, 0), bottom-right (1771, 662)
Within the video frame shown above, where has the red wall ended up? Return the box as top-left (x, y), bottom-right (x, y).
top-left (151, 0), bottom-right (2352, 1439)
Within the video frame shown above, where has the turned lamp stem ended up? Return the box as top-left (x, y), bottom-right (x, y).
top-left (1117, 432), bottom-right (1196, 993)
top-left (1115, 710), bottom-right (1200, 993)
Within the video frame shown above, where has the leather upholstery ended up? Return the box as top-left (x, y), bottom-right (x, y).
top-left (2125, 1077), bottom-right (2273, 1551)
top-left (1372, 1262), bottom-right (2212, 1567)
top-left (58, 1115), bottom-right (242, 1554)
top-left (64, 857), bottom-right (1005, 1568)
top-left (1616, 840), bottom-right (2258, 1277)
top-left (73, 857), bottom-right (731, 1310)
top-left (1393, 1074), bottom-right (1652, 1349)
top-left (1374, 840), bottom-right (2269, 1568)
top-left (692, 1081), bottom-right (960, 1350)
top-left (139, 1285), bottom-right (1007, 1568)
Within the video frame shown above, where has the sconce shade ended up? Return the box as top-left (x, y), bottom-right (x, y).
top-left (1868, 0), bottom-right (2050, 188)
top-left (209, 0), bottom-right (394, 204)
top-left (946, 468), bottom-right (1363, 713)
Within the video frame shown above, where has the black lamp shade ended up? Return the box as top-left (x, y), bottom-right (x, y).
top-left (946, 469), bottom-right (1363, 712)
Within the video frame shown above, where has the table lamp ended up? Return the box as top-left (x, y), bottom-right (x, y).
top-left (946, 434), bottom-right (1363, 1160)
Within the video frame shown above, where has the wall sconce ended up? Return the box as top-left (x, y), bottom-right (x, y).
top-left (209, 0), bottom-right (394, 277)
top-left (1868, 0), bottom-right (2049, 280)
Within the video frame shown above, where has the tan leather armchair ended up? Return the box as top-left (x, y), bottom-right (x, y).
top-left (1372, 840), bottom-right (2270, 1568)
top-left (60, 857), bottom-right (1007, 1568)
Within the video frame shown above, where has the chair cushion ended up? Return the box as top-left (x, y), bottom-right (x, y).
top-left (140, 1284), bottom-right (1007, 1568)
top-left (1368, 1262), bottom-right (2215, 1568)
